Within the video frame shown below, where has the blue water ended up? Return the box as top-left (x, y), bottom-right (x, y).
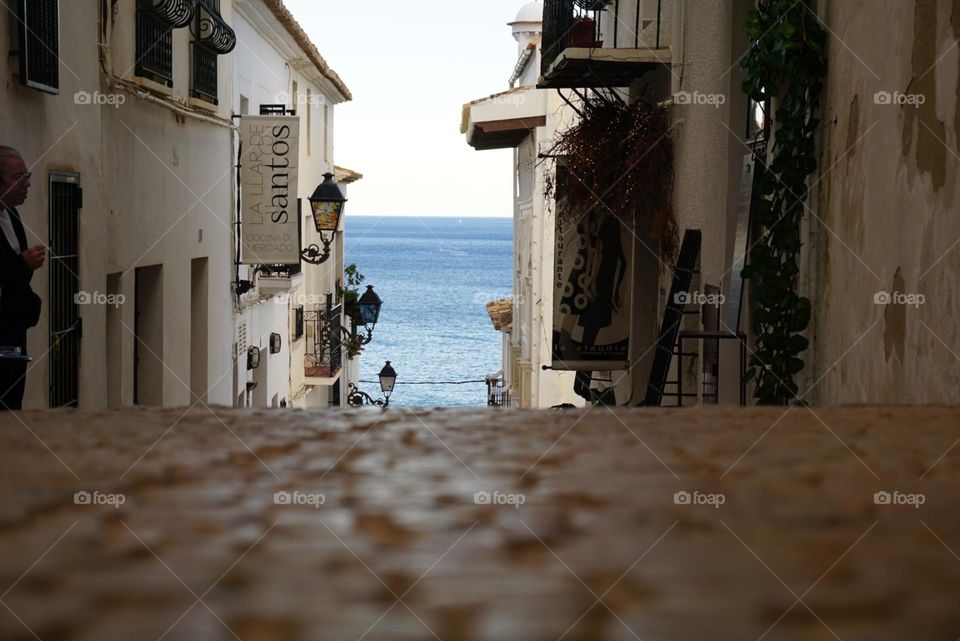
top-left (344, 216), bottom-right (513, 407)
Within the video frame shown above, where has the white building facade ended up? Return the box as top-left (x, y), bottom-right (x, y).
top-left (463, 2), bottom-right (583, 409)
top-left (0, 0), bottom-right (353, 409)
top-left (231, 0), bottom-right (354, 409)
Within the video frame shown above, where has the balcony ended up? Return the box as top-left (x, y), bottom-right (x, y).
top-left (539, 0), bottom-right (672, 89)
top-left (486, 375), bottom-right (512, 407)
top-left (304, 302), bottom-right (342, 385)
top-left (257, 263), bottom-right (304, 295)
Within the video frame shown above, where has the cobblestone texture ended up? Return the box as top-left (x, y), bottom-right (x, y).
top-left (1, 406), bottom-right (960, 641)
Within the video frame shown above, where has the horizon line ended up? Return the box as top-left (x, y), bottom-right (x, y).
top-left (347, 213), bottom-right (513, 218)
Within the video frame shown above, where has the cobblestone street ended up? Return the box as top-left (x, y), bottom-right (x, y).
top-left (2, 406), bottom-right (959, 640)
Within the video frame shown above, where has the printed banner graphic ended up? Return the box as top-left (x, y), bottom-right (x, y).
top-left (240, 116), bottom-right (300, 265)
top-left (553, 197), bottom-right (633, 370)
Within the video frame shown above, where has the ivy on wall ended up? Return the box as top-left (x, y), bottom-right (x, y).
top-left (740, 0), bottom-right (827, 405)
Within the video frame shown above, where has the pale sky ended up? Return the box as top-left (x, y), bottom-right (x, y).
top-left (283, 0), bottom-right (532, 217)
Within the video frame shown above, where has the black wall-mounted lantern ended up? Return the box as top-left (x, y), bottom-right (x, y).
top-left (358, 285), bottom-right (383, 328)
top-left (347, 361), bottom-right (397, 408)
top-left (247, 346), bottom-right (261, 370)
top-left (301, 172), bottom-right (347, 265)
top-left (378, 361), bottom-right (397, 400)
top-left (269, 333), bottom-right (282, 354)
top-left (347, 285), bottom-right (383, 346)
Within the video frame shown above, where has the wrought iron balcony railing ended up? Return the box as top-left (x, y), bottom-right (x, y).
top-left (486, 377), bottom-right (511, 407)
top-left (195, 0), bottom-right (237, 54)
top-left (540, 0), bottom-right (668, 89)
top-left (304, 302), bottom-right (342, 380)
top-left (259, 263), bottom-right (303, 278)
top-left (149, 0), bottom-right (197, 29)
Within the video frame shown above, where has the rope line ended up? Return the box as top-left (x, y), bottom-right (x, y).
top-left (358, 380), bottom-right (488, 385)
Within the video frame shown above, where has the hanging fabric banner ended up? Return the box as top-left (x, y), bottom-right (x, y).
top-left (552, 175), bottom-right (633, 370)
top-left (240, 115), bottom-right (300, 265)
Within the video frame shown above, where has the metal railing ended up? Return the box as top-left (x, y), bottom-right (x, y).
top-left (304, 302), bottom-right (342, 379)
top-left (541, 0), bottom-right (664, 74)
top-left (486, 377), bottom-right (511, 407)
top-left (195, 0), bottom-right (237, 54)
top-left (260, 263), bottom-right (302, 278)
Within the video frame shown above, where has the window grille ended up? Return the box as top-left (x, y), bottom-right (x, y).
top-left (16, 0), bottom-right (60, 93)
top-left (48, 174), bottom-right (81, 408)
top-left (294, 306), bottom-right (304, 340)
top-left (190, 41), bottom-right (218, 103)
top-left (136, 0), bottom-right (174, 87)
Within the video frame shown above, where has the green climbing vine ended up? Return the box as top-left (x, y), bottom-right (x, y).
top-left (740, 0), bottom-right (827, 405)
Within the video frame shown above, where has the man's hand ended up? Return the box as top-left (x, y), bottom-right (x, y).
top-left (21, 245), bottom-right (46, 271)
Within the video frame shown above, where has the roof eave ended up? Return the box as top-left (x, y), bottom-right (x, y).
top-left (259, 0), bottom-right (353, 102)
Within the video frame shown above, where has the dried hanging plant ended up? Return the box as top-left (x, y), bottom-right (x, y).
top-left (544, 98), bottom-right (677, 264)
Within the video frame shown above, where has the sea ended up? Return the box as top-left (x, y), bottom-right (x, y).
top-left (344, 216), bottom-right (513, 407)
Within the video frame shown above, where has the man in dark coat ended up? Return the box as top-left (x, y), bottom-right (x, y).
top-left (0, 146), bottom-right (45, 410)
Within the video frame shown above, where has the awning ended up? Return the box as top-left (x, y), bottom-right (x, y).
top-left (463, 87), bottom-right (547, 150)
top-left (334, 166), bottom-right (364, 184)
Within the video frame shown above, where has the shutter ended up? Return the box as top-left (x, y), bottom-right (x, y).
top-left (17, 0), bottom-right (60, 94)
top-left (237, 321), bottom-right (248, 358)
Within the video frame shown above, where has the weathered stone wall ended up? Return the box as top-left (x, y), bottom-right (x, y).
top-left (1, 406), bottom-right (959, 640)
top-left (810, 0), bottom-right (960, 403)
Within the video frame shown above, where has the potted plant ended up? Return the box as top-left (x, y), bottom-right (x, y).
top-left (338, 264), bottom-right (367, 359)
top-left (569, 17), bottom-right (601, 48)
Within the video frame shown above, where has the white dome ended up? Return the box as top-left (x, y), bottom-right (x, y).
top-left (510, 1), bottom-right (543, 25)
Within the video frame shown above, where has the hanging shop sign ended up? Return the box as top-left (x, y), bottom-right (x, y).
top-left (552, 177), bottom-right (634, 370)
top-left (240, 115), bottom-right (301, 265)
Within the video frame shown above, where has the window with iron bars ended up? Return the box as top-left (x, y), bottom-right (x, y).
top-left (15, 0), bottom-right (60, 93)
top-left (294, 306), bottom-right (304, 341)
top-left (135, 0), bottom-right (174, 87)
top-left (190, 0), bottom-right (220, 103)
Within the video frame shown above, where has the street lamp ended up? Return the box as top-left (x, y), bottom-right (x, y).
top-left (378, 361), bottom-right (396, 400)
top-left (301, 172), bottom-right (346, 265)
top-left (347, 361), bottom-right (397, 407)
top-left (352, 285), bottom-right (382, 344)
